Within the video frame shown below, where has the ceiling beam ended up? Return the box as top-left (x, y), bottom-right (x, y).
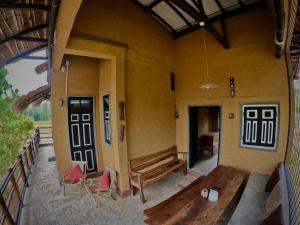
top-left (149, 0), bottom-right (163, 8)
top-left (0, 23), bottom-right (49, 45)
top-left (14, 37), bottom-right (48, 43)
top-left (22, 56), bottom-right (48, 60)
top-left (174, 0), bottom-right (266, 38)
top-left (132, 0), bottom-right (175, 32)
top-left (0, 2), bottom-right (51, 11)
top-left (165, 0), bottom-right (191, 27)
top-left (214, 0), bottom-right (226, 14)
top-left (170, 0), bottom-right (229, 48)
top-left (6, 44), bottom-right (48, 65)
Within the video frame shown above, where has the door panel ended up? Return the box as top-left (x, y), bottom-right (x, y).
top-left (68, 97), bottom-right (98, 173)
top-left (189, 107), bottom-right (198, 169)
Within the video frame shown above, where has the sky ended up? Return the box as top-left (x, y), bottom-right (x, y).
top-left (5, 59), bottom-right (48, 95)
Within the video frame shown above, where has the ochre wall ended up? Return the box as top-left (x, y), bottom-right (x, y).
top-left (52, 55), bottom-right (104, 177)
top-left (173, 8), bottom-right (289, 174)
top-left (98, 59), bottom-right (115, 170)
top-left (72, 0), bottom-right (176, 159)
top-left (52, 0), bottom-right (290, 194)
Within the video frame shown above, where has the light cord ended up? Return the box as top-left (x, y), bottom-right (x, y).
top-left (201, 26), bottom-right (209, 80)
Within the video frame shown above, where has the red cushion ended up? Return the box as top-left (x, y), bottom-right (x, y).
top-left (100, 171), bottom-right (110, 189)
top-left (66, 165), bottom-right (84, 184)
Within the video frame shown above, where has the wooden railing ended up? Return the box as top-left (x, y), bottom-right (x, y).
top-left (0, 128), bottom-right (40, 225)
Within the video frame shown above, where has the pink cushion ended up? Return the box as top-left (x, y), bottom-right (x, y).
top-left (66, 165), bottom-right (84, 184)
top-left (100, 171), bottom-right (110, 189)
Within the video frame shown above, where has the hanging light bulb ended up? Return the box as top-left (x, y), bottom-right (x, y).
top-left (199, 22), bottom-right (218, 90)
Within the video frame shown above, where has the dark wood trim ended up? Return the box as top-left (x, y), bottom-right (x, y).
top-left (214, 0), bottom-right (226, 14)
top-left (132, 0), bottom-right (175, 32)
top-left (6, 44), bottom-right (48, 65)
top-left (22, 56), bottom-right (48, 60)
top-left (0, 2), bottom-right (51, 11)
top-left (14, 37), bottom-right (48, 43)
top-left (0, 23), bottom-right (49, 45)
top-left (170, 0), bottom-right (229, 48)
top-left (149, 0), bottom-right (163, 8)
top-left (165, 0), bottom-right (191, 27)
top-left (238, 0), bottom-right (245, 8)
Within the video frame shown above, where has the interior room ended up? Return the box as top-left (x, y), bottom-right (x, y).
top-left (189, 106), bottom-right (221, 175)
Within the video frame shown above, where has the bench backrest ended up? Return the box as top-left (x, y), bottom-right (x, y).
top-left (128, 145), bottom-right (178, 172)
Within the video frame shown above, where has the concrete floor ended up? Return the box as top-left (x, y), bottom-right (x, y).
top-left (20, 145), bottom-right (197, 225)
top-left (192, 151), bottom-right (219, 175)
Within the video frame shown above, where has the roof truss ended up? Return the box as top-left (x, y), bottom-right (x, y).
top-left (6, 44), bottom-right (48, 65)
top-left (0, 23), bottom-right (49, 45)
top-left (132, 0), bottom-right (266, 48)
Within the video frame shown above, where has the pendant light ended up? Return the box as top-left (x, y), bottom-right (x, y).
top-left (199, 22), bottom-right (218, 90)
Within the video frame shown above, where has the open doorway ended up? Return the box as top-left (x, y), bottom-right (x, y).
top-left (189, 106), bottom-right (221, 175)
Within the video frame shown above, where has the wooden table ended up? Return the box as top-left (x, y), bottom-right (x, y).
top-left (144, 165), bottom-right (247, 225)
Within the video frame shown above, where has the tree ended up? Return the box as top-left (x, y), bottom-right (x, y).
top-left (0, 68), bottom-right (34, 178)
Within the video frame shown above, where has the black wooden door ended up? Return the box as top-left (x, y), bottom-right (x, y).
top-left (189, 107), bottom-right (199, 169)
top-left (68, 97), bottom-right (98, 173)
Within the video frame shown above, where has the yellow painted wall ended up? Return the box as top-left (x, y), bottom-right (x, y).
top-left (52, 0), bottom-right (290, 193)
top-left (173, 8), bottom-right (289, 174)
top-left (72, 0), bottom-right (176, 159)
top-left (98, 59), bottom-right (115, 170)
top-left (52, 55), bottom-right (104, 176)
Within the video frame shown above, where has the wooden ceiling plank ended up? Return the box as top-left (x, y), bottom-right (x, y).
top-left (164, 0), bottom-right (191, 27)
top-left (150, 8), bottom-right (176, 32)
top-left (131, 0), bottom-right (175, 32)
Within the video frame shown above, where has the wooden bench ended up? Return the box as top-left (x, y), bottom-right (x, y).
top-left (128, 145), bottom-right (187, 203)
top-left (144, 165), bottom-right (247, 225)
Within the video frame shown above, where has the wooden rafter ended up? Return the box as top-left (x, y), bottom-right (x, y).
top-left (174, 0), bottom-right (266, 39)
top-left (170, 0), bottom-right (229, 48)
top-left (22, 56), bottom-right (48, 60)
top-left (149, 0), bottom-right (163, 8)
top-left (214, 0), bottom-right (226, 14)
top-left (6, 44), bottom-right (47, 65)
top-left (132, 0), bottom-right (175, 32)
top-left (165, 0), bottom-right (191, 27)
top-left (0, 23), bottom-right (49, 45)
top-left (0, 2), bottom-right (51, 11)
top-left (14, 37), bottom-right (48, 42)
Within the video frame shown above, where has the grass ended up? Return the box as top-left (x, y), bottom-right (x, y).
top-left (34, 120), bottom-right (52, 128)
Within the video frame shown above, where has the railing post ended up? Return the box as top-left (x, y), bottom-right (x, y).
top-left (0, 195), bottom-right (15, 225)
top-left (28, 142), bottom-right (35, 165)
top-left (23, 147), bottom-right (30, 174)
top-left (19, 154), bottom-right (29, 188)
top-left (9, 169), bottom-right (22, 208)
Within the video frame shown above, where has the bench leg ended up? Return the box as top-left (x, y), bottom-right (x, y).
top-left (131, 184), bottom-right (136, 196)
top-left (138, 177), bottom-right (146, 203)
top-left (183, 163), bottom-right (187, 175)
top-left (139, 186), bottom-right (146, 203)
